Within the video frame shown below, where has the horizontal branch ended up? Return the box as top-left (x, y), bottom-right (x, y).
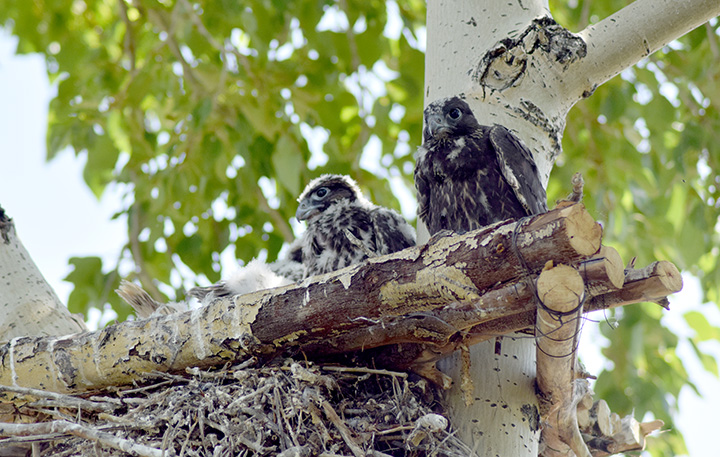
top-left (465, 258), bottom-right (681, 343)
top-left (585, 260), bottom-right (681, 311)
top-left (0, 204), bottom-right (680, 398)
top-left (0, 204), bottom-right (601, 396)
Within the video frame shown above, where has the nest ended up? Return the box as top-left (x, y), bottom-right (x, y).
top-left (1, 359), bottom-right (475, 457)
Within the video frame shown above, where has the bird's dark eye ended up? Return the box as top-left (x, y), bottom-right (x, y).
top-left (448, 108), bottom-right (462, 120)
top-left (315, 187), bottom-right (329, 198)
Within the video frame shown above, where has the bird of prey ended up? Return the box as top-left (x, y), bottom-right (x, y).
top-left (295, 174), bottom-right (416, 278)
top-left (415, 96), bottom-right (547, 235)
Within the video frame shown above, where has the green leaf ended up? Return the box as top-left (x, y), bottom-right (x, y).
top-left (272, 134), bottom-right (304, 196)
top-left (83, 133), bottom-right (119, 197)
top-left (65, 256), bottom-right (129, 321)
top-left (689, 339), bottom-right (719, 377)
top-left (684, 311), bottom-right (720, 341)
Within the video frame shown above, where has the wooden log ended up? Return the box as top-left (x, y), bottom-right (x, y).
top-left (536, 263), bottom-right (585, 394)
top-left (357, 251), bottom-right (651, 380)
top-left (327, 245), bottom-right (625, 376)
top-left (586, 261), bottom-right (682, 312)
top-left (590, 400), bottom-right (613, 437)
top-left (535, 263), bottom-right (591, 457)
top-left (0, 204), bottom-right (602, 397)
top-left (579, 246), bottom-right (625, 296)
top-left (459, 257), bottom-right (680, 346)
top-left (394, 246), bottom-right (624, 352)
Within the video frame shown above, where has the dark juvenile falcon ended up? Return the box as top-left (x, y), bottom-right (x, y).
top-left (415, 96), bottom-right (547, 235)
top-left (295, 174), bottom-right (416, 278)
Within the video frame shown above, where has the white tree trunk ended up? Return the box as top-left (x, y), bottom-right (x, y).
top-left (0, 210), bottom-right (85, 341)
top-left (422, 0), bottom-right (719, 454)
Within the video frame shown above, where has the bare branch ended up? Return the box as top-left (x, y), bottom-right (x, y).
top-left (575, 0), bottom-right (720, 95)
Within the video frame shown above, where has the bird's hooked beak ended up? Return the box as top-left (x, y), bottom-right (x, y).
top-left (426, 113), bottom-right (450, 138)
top-left (295, 198), bottom-right (322, 221)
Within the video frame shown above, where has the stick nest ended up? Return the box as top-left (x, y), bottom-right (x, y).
top-left (1, 358), bottom-right (474, 457)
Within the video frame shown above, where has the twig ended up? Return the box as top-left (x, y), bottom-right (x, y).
top-left (146, 7), bottom-right (204, 91)
top-left (0, 385), bottom-right (115, 413)
top-left (374, 425), bottom-right (414, 435)
top-left (117, 380), bottom-right (175, 396)
top-left (256, 187), bottom-right (296, 243)
top-left (128, 202), bottom-right (164, 301)
top-left (225, 383), bottom-right (275, 415)
top-left (706, 22), bottom-right (720, 59)
top-left (0, 421), bottom-right (163, 457)
top-left (320, 400), bottom-right (365, 457)
top-left (321, 366), bottom-right (408, 378)
top-left (0, 433), bottom-right (70, 445)
top-left (177, 413), bottom-right (197, 457)
top-left (343, 229), bottom-right (376, 258)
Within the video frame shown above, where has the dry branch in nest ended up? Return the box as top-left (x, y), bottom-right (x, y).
top-left (0, 359), bottom-right (473, 457)
top-left (0, 204), bottom-right (682, 456)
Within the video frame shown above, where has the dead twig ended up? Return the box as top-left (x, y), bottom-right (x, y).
top-left (0, 421), bottom-right (162, 457)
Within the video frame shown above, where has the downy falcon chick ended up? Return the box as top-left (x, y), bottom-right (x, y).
top-left (295, 174), bottom-right (416, 278)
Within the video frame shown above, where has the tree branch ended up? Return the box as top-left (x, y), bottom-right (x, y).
top-left (573, 0), bottom-right (720, 97)
top-left (127, 201), bottom-right (164, 302)
top-left (0, 204), bottom-right (600, 394)
top-left (0, 204), bottom-right (682, 401)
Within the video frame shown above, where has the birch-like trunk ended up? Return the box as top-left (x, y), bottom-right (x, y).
top-left (0, 208), bottom-right (85, 341)
top-left (422, 0), bottom-right (720, 454)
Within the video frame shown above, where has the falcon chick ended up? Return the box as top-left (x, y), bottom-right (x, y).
top-left (295, 174), bottom-right (416, 278)
top-left (415, 96), bottom-right (547, 235)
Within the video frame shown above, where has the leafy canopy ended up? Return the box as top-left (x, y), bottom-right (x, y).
top-left (1, 1), bottom-right (718, 455)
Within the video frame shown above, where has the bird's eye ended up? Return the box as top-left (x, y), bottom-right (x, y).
top-left (448, 108), bottom-right (462, 120)
top-left (315, 187), bottom-right (329, 198)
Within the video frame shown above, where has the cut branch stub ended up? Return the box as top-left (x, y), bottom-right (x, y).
top-left (579, 246), bottom-right (624, 296)
top-left (586, 260), bottom-right (682, 312)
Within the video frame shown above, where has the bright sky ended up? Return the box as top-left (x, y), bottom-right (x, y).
top-left (0, 29), bottom-right (718, 456)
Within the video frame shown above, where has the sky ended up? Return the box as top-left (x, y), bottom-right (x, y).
top-left (0, 29), bottom-right (719, 456)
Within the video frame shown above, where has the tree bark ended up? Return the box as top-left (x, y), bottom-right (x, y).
top-left (0, 207), bottom-right (85, 341)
